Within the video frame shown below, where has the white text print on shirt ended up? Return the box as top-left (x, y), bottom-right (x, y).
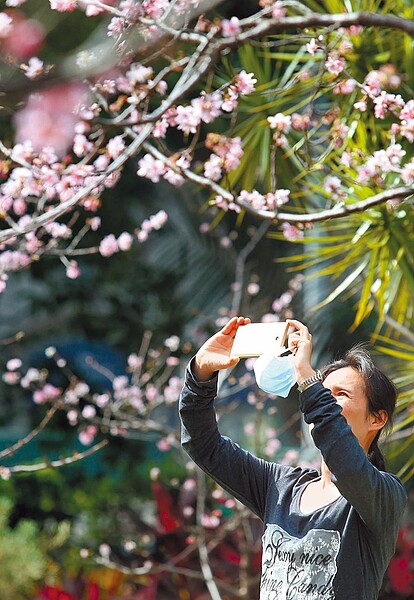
top-left (260, 524), bottom-right (340, 599)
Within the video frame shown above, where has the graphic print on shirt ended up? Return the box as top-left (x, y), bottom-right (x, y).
top-left (260, 524), bottom-right (340, 599)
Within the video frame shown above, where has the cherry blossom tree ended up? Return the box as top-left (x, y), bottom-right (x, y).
top-left (0, 0), bottom-right (412, 328)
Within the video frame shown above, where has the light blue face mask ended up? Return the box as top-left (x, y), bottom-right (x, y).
top-left (253, 352), bottom-right (296, 398)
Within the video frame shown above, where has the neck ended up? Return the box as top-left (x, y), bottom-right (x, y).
top-left (320, 458), bottom-right (334, 487)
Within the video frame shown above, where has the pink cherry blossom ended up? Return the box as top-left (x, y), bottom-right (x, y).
top-left (24, 57), bottom-right (44, 79)
top-left (112, 375), bottom-right (128, 391)
top-left (264, 437), bottom-right (281, 457)
top-left (117, 231), bottom-right (133, 251)
top-left (238, 189), bottom-right (266, 210)
top-left (400, 100), bottom-right (414, 121)
top-left (221, 89), bottom-right (238, 113)
top-left (191, 92), bottom-right (222, 123)
top-left (363, 70), bottom-right (383, 96)
top-left (33, 383), bottom-right (61, 404)
top-left (213, 195), bottom-right (240, 213)
top-left (306, 38), bottom-right (319, 55)
top-left (281, 222), bottom-right (304, 241)
top-left (267, 113), bottom-right (291, 133)
top-left (204, 154), bottom-right (222, 181)
top-left (0, 467), bottom-right (11, 481)
top-left (6, 358), bottom-right (22, 371)
top-left (79, 425), bottom-right (98, 446)
top-left (155, 80), bottom-right (167, 95)
top-left (67, 410), bottom-right (78, 426)
top-left (0, 12), bottom-right (13, 37)
top-left (271, 0), bottom-right (286, 19)
top-left (2, 371), bottom-right (20, 385)
top-left (354, 98), bottom-right (367, 112)
top-left (142, 0), bottom-right (168, 19)
top-left (200, 513), bottom-right (220, 529)
top-left (14, 83), bottom-right (88, 156)
top-left (373, 91), bottom-right (405, 119)
top-left (323, 175), bottom-right (343, 198)
top-left (291, 113), bottom-right (310, 130)
top-left (106, 135), bottom-right (126, 159)
top-left (82, 405), bottom-right (97, 419)
top-left (401, 158), bottom-right (414, 184)
top-left (107, 16), bottom-right (126, 37)
top-left (94, 154), bottom-right (110, 171)
top-left (126, 63), bottom-right (154, 85)
top-left (164, 169), bottom-right (184, 186)
top-left (153, 118), bottom-right (169, 138)
top-left (234, 70), bottom-right (257, 96)
top-left (137, 154), bottom-right (166, 182)
top-left (221, 16), bottom-right (241, 37)
top-left (204, 134), bottom-right (243, 175)
top-left (127, 353), bottom-right (143, 370)
top-left (0, 250), bottom-right (30, 272)
top-left (175, 104), bottom-right (202, 135)
top-left (146, 384), bottom-right (158, 401)
top-left (157, 438), bottom-right (170, 452)
top-left (99, 234), bottom-right (119, 257)
top-left (3, 13), bottom-right (44, 58)
top-left (386, 143), bottom-right (406, 166)
top-left (400, 119), bottom-right (414, 143)
top-left (50, 0), bottom-right (77, 10)
top-left (119, 0), bottom-right (143, 20)
top-left (150, 210), bottom-right (168, 230)
top-left (325, 55), bottom-right (346, 76)
top-left (334, 79), bottom-right (357, 95)
top-left (66, 261), bottom-right (81, 279)
top-left (265, 189), bottom-right (290, 209)
top-left (95, 393), bottom-right (110, 407)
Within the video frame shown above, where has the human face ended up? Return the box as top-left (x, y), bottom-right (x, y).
top-left (322, 366), bottom-right (384, 453)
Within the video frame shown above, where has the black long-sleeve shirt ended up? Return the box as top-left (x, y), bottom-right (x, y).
top-left (179, 360), bottom-right (407, 600)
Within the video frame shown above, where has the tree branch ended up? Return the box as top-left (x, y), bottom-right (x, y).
top-left (0, 403), bottom-right (60, 460)
top-left (235, 11), bottom-right (414, 43)
top-left (141, 140), bottom-right (414, 223)
top-left (8, 439), bottom-right (108, 473)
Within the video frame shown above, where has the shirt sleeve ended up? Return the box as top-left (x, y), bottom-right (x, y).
top-left (300, 382), bottom-right (407, 540)
top-left (179, 358), bottom-right (293, 520)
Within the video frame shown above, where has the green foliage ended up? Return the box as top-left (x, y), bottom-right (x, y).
top-left (370, 334), bottom-right (414, 482)
top-left (209, 0), bottom-right (414, 339)
top-left (269, 204), bottom-right (414, 330)
top-left (0, 497), bottom-right (48, 600)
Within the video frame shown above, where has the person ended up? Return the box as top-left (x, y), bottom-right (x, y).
top-left (179, 316), bottom-right (407, 600)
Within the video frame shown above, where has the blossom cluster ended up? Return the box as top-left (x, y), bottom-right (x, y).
top-left (2, 336), bottom-right (184, 449)
top-left (0, 133), bottom-right (168, 286)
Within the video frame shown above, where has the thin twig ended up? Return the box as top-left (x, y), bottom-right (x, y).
top-left (8, 439), bottom-right (109, 472)
top-left (0, 404), bottom-right (60, 460)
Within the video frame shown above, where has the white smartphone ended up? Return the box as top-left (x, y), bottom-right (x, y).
top-left (231, 322), bottom-right (290, 358)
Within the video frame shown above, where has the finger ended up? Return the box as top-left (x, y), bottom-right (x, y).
top-left (286, 319), bottom-right (309, 334)
top-left (220, 317), bottom-right (239, 335)
top-left (221, 316), bottom-right (250, 336)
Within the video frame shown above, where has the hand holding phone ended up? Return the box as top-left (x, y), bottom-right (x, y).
top-left (230, 322), bottom-right (290, 358)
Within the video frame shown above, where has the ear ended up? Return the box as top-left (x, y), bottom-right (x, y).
top-left (370, 409), bottom-right (388, 432)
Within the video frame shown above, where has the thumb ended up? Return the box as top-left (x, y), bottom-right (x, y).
top-left (227, 356), bottom-right (240, 368)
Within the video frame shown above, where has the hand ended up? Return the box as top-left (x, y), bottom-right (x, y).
top-left (286, 319), bottom-right (315, 383)
top-left (194, 316), bottom-right (251, 381)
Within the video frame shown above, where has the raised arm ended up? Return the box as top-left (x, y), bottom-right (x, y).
top-left (286, 319), bottom-right (407, 538)
top-left (179, 316), bottom-right (292, 519)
